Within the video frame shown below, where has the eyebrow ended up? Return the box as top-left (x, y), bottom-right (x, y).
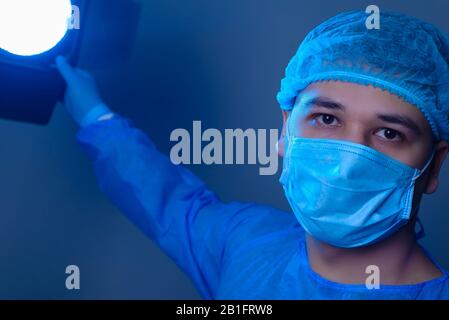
top-left (377, 113), bottom-right (422, 136)
top-left (301, 96), bottom-right (346, 111)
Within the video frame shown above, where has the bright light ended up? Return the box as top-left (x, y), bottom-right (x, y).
top-left (0, 0), bottom-right (73, 56)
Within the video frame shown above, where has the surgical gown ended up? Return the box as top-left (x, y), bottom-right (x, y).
top-left (77, 115), bottom-right (449, 300)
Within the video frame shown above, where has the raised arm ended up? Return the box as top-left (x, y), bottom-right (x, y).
top-left (55, 56), bottom-right (281, 299)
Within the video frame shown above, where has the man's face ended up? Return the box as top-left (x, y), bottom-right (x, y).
top-left (279, 80), bottom-right (448, 198)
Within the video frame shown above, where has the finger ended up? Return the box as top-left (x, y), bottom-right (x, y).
top-left (56, 55), bottom-right (76, 84)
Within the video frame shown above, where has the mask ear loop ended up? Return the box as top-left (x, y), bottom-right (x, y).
top-left (285, 110), bottom-right (291, 139)
top-left (282, 110), bottom-right (293, 175)
top-left (415, 217), bottom-right (426, 240)
top-left (412, 147), bottom-right (436, 181)
top-left (413, 147), bottom-right (436, 240)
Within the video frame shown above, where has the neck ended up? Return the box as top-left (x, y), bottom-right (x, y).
top-left (306, 223), bottom-right (443, 285)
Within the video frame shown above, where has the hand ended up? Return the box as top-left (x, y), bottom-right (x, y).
top-left (56, 55), bottom-right (108, 125)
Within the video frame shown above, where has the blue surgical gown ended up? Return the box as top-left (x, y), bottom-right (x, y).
top-left (77, 115), bottom-right (449, 300)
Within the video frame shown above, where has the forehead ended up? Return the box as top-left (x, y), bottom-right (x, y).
top-left (296, 80), bottom-right (428, 125)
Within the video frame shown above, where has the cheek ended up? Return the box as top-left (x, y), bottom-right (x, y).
top-left (397, 143), bottom-right (432, 169)
top-left (288, 115), bottom-right (319, 138)
top-left (298, 126), bottom-right (324, 138)
top-left (293, 124), bottom-right (309, 137)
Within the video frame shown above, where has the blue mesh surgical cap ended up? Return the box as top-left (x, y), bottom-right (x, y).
top-left (277, 10), bottom-right (449, 142)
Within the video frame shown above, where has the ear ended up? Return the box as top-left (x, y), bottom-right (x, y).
top-left (278, 110), bottom-right (289, 157)
top-left (424, 139), bottom-right (449, 194)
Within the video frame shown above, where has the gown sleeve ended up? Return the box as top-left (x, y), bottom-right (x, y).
top-left (76, 115), bottom-right (278, 299)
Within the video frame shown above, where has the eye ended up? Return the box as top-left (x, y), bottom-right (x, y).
top-left (375, 128), bottom-right (404, 141)
top-left (312, 113), bottom-right (339, 127)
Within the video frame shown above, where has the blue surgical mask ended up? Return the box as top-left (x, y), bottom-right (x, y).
top-left (279, 122), bottom-right (435, 248)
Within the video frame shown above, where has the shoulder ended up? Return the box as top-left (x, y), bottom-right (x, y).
top-left (431, 272), bottom-right (449, 300)
top-left (417, 268), bottom-right (449, 300)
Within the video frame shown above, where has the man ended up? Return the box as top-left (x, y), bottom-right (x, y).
top-left (56, 10), bottom-right (449, 299)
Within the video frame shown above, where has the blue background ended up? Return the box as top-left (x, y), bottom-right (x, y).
top-left (0, 0), bottom-right (448, 299)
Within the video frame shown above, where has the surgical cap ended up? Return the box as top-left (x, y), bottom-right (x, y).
top-left (277, 10), bottom-right (449, 142)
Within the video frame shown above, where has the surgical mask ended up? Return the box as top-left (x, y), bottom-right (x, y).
top-left (279, 118), bottom-right (435, 248)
